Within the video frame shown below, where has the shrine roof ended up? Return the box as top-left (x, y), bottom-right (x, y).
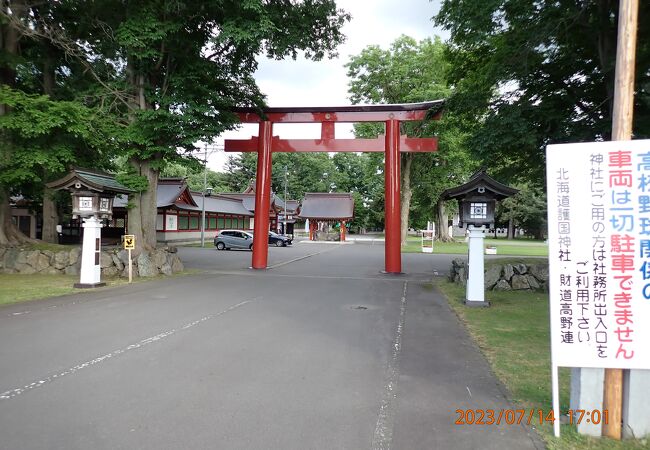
top-left (441, 169), bottom-right (519, 201)
top-left (179, 193), bottom-right (254, 216)
top-left (298, 193), bottom-right (354, 220)
top-left (47, 168), bottom-right (133, 194)
top-left (113, 179), bottom-right (197, 208)
top-left (233, 100), bottom-right (444, 115)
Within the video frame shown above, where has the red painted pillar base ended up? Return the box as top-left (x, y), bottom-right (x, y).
top-left (252, 121), bottom-right (272, 269)
top-left (384, 119), bottom-right (401, 273)
top-left (341, 221), bottom-right (346, 241)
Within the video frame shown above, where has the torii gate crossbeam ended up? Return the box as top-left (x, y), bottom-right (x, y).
top-left (224, 101), bottom-right (443, 273)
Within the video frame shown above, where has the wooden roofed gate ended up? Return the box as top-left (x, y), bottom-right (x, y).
top-left (225, 101), bottom-right (443, 273)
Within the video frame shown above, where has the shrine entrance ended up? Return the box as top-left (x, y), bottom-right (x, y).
top-left (224, 101), bottom-right (443, 273)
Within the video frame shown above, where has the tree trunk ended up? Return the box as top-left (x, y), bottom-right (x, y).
top-left (124, 58), bottom-right (159, 254)
top-left (435, 198), bottom-right (453, 242)
top-left (0, 189), bottom-right (34, 246)
top-left (127, 158), bottom-right (159, 253)
top-left (596, 0), bottom-right (618, 124)
top-left (400, 153), bottom-right (413, 246)
top-left (508, 217), bottom-right (515, 239)
top-left (41, 188), bottom-right (59, 243)
top-left (40, 51), bottom-right (59, 243)
top-left (0, 0), bottom-right (31, 246)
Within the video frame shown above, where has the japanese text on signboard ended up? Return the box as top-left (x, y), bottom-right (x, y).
top-left (547, 141), bottom-right (650, 369)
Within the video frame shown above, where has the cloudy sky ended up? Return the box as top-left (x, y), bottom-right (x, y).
top-left (207, 0), bottom-right (448, 171)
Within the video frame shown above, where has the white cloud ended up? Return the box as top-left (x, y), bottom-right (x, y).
top-left (208, 0), bottom-right (447, 171)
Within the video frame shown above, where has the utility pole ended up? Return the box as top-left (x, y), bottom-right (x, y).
top-left (200, 143), bottom-right (208, 248)
top-left (603, 0), bottom-right (639, 440)
top-left (283, 166), bottom-right (288, 235)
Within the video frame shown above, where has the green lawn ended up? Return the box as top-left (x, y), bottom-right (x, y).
top-left (403, 237), bottom-right (549, 257)
top-left (437, 281), bottom-right (650, 450)
top-left (0, 271), bottom-right (197, 306)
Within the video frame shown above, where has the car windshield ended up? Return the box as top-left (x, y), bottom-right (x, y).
top-left (269, 231), bottom-right (279, 236)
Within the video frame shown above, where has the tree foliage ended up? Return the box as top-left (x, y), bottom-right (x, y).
top-left (435, 0), bottom-right (650, 185)
top-left (0, 0), bottom-right (350, 249)
top-left (346, 35), bottom-right (474, 240)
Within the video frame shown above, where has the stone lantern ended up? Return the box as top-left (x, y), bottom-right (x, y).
top-left (47, 169), bottom-right (133, 288)
top-left (441, 169), bottom-right (518, 306)
top-left (72, 190), bottom-right (115, 219)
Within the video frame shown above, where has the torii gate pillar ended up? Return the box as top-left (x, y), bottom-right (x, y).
top-left (384, 119), bottom-right (401, 273)
top-left (225, 101), bottom-right (443, 273)
top-left (252, 121), bottom-right (273, 269)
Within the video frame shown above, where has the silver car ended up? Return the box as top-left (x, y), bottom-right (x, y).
top-left (214, 230), bottom-right (254, 250)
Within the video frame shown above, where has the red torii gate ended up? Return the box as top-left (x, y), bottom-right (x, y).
top-left (224, 101), bottom-right (443, 273)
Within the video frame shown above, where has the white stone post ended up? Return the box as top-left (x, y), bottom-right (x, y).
top-left (75, 216), bottom-right (105, 288)
top-left (466, 225), bottom-right (489, 307)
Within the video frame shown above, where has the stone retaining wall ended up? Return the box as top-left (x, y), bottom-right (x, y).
top-left (450, 259), bottom-right (549, 292)
top-left (0, 246), bottom-right (184, 278)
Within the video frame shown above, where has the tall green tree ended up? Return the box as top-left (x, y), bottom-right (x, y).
top-left (15, 0), bottom-right (349, 251)
top-left (161, 161), bottom-right (230, 193)
top-left (496, 184), bottom-right (547, 240)
top-left (224, 152), bottom-right (337, 199)
top-left (0, 1), bottom-right (114, 245)
top-left (346, 35), bottom-right (453, 243)
top-left (435, 0), bottom-right (650, 185)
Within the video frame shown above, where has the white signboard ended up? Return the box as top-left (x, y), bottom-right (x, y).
top-left (547, 140), bottom-right (650, 370)
top-left (166, 214), bottom-right (177, 231)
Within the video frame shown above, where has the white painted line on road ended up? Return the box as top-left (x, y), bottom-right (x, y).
top-left (372, 281), bottom-right (408, 450)
top-left (0, 298), bottom-right (257, 401)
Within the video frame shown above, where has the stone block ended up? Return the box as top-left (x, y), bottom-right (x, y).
top-left (455, 267), bottom-right (467, 286)
top-left (513, 263), bottom-right (528, 275)
top-left (100, 252), bottom-right (114, 268)
top-left (493, 279), bottom-right (512, 291)
top-left (3, 249), bottom-right (18, 270)
top-left (21, 250), bottom-right (40, 268)
top-left (69, 248), bottom-right (81, 266)
top-left (526, 275), bottom-right (541, 290)
top-left (36, 253), bottom-right (51, 272)
top-left (18, 264), bottom-right (37, 275)
top-left (484, 264), bottom-right (502, 290)
top-left (571, 368), bottom-right (604, 437)
top-left (102, 266), bottom-right (120, 277)
top-left (152, 249), bottom-right (167, 269)
top-left (53, 251), bottom-right (69, 269)
top-left (170, 255), bottom-right (184, 273)
top-left (511, 274), bottom-right (531, 290)
top-left (160, 263), bottom-right (173, 276)
top-left (117, 249), bottom-right (130, 266)
top-left (137, 252), bottom-right (158, 277)
top-left (111, 253), bottom-right (124, 271)
top-left (121, 265), bottom-right (138, 278)
top-left (528, 263), bottom-right (549, 283)
top-left (64, 264), bottom-right (80, 276)
top-left (503, 264), bottom-right (514, 281)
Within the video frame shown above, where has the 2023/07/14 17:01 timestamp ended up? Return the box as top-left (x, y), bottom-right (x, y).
top-left (455, 409), bottom-right (609, 425)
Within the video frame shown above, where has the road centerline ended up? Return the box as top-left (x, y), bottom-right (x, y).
top-left (372, 280), bottom-right (408, 450)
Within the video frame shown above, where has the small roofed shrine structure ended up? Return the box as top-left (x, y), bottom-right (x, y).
top-left (299, 193), bottom-right (354, 242)
top-left (441, 169), bottom-right (518, 307)
top-left (47, 168), bottom-right (133, 288)
top-left (441, 169), bottom-right (519, 228)
top-left (225, 101), bottom-right (443, 272)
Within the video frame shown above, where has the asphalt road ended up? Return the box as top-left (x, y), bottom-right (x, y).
top-left (0, 243), bottom-right (543, 449)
